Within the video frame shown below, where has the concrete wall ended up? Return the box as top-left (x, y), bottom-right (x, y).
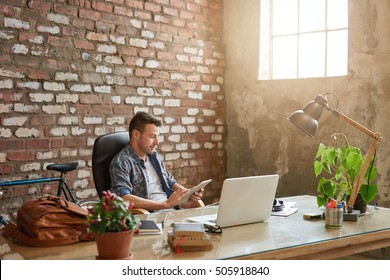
top-left (223, 0), bottom-right (390, 207)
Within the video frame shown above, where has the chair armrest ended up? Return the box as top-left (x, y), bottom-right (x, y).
top-left (194, 200), bottom-right (205, 208)
top-left (131, 208), bottom-right (150, 215)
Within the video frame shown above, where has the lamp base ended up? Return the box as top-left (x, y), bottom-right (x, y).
top-left (343, 210), bottom-right (360, 221)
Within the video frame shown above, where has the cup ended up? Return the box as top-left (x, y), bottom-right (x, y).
top-left (325, 207), bottom-right (343, 229)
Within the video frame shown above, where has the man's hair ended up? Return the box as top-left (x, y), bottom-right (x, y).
top-left (129, 111), bottom-right (162, 138)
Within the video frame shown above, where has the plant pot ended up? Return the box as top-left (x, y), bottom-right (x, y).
top-left (95, 230), bottom-right (134, 260)
top-left (353, 193), bottom-right (367, 213)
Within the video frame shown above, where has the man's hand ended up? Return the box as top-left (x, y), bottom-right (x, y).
top-left (165, 188), bottom-right (189, 208)
top-left (188, 186), bottom-right (204, 201)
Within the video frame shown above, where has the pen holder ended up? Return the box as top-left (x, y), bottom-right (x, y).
top-left (325, 207), bottom-right (343, 229)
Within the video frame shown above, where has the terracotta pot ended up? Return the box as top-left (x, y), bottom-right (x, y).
top-left (95, 230), bottom-right (134, 260)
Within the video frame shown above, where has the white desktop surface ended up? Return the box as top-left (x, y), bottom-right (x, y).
top-left (2, 195), bottom-right (390, 260)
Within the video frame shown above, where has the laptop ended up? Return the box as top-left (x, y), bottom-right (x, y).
top-left (186, 174), bottom-right (279, 228)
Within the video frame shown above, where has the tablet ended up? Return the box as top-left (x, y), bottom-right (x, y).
top-left (178, 179), bottom-right (212, 205)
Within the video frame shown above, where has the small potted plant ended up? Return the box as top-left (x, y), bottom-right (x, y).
top-left (314, 134), bottom-right (378, 212)
top-left (87, 190), bottom-right (140, 259)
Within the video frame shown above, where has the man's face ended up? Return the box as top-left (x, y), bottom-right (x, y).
top-left (136, 124), bottom-right (160, 155)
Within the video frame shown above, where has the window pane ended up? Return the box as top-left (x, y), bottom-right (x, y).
top-left (259, 0), bottom-right (271, 80)
top-left (300, 0), bottom-right (325, 32)
top-left (299, 32), bottom-right (325, 78)
top-left (273, 0), bottom-right (298, 35)
top-left (327, 30), bottom-right (348, 76)
top-left (328, 0), bottom-right (348, 29)
top-left (272, 35), bottom-right (297, 79)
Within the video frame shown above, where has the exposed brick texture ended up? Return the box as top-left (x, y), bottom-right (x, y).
top-left (0, 0), bottom-right (225, 219)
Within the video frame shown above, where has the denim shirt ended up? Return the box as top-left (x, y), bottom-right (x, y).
top-left (109, 144), bottom-right (176, 199)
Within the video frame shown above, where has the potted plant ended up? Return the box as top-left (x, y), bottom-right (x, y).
top-left (87, 190), bottom-right (140, 259)
top-left (314, 134), bottom-right (378, 212)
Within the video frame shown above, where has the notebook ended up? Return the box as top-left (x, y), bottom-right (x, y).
top-left (186, 174), bottom-right (279, 228)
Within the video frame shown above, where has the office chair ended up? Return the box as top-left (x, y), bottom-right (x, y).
top-left (92, 131), bottom-right (205, 214)
top-left (92, 131), bottom-right (148, 214)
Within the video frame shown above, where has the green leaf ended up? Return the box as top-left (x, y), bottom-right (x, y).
top-left (322, 162), bottom-right (331, 173)
top-left (317, 195), bottom-right (328, 208)
top-left (315, 143), bottom-right (326, 159)
top-left (360, 184), bottom-right (378, 204)
top-left (346, 151), bottom-right (362, 169)
top-left (314, 161), bottom-right (322, 177)
top-left (326, 148), bottom-right (336, 164)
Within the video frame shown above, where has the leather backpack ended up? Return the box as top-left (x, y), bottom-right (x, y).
top-left (3, 195), bottom-right (90, 246)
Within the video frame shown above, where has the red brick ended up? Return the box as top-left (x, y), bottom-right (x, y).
top-left (146, 79), bottom-right (164, 88)
top-left (25, 139), bottom-right (51, 150)
top-left (92, 1), bottom-right (113, 13)
top-left (90, 105), bottom-right (113, 115)
top-left (119, 46), bottom-right (138, 56)
top-left (0, 54), bottom-right (12, 64)
top-left (0, 4), bottom-right (15, 16)
top-left (139, 49), bottom-right (156, 58)
top-left (171, 0), bottom-right (186, 9)
top-left (7, 151), bottom-right (35, 161)
top-left (0, 163), bottom-right (13, 174)
top-left (27, 0), bottom-right (51, 11)
top-left (30, 115), bottom-right (56, 126)
top-left (28, 69), bottom-right (50, 80)
top-left (54, 4), bottom-right (78, 16)
top-left (3, 0), bottom-right (23, 7)
top-left (74, 104), bottom-right (93, 114)
top-left (145, 2), bottom-right (161, 13)
top-left (72, 18), bottom-right (95, 30)
top-left (64, 137), bottom-right (86, 148)
top-left (48, 36), bottom-right (72, 48)
top-left (0, 140), bottom-right (24, 150)
top-left (74, 39), bottom-right (95, 50)
top-left (134, 10), bottom-right (152, 20)
top-left (135, 68), bottom-right (152, 77)
top-left (125, 0), bottom-right (144, 9)
top-left (79, 94), bottom-right (102, 104)
top-left (101, 13), bottom-right (124, 25)
top-left (187, 2), bottom-right (201, 13)
top-left (51, 139), bottom-right (63, 149)
top-left (79, 8), bottom-right (100, 21)
top-left (113, 105), bottom-right (135, 115)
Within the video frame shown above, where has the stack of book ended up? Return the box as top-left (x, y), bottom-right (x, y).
top-left (167, 222), bottom-right (213, 252)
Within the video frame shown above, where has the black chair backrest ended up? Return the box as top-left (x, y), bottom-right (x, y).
top-left (92, 131), bottom-right (129, 197)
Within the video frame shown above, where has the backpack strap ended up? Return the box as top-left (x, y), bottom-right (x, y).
top-left (3, 222), bottom-right (81, 247)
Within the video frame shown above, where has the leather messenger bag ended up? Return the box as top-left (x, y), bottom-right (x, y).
top-left (3, 195), bottom-right (89, 246)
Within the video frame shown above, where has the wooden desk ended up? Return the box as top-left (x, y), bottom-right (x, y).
top-left (2, 195), bottom-right (390, 260)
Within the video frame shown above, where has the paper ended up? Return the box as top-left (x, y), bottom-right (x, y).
top-left (271, 201), bottom-right (299, 217)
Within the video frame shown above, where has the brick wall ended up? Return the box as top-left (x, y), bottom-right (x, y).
top-left (0, 0), bottom-right (225, 220)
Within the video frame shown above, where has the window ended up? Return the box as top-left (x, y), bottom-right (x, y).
top-left (259, 0), bottom-right (348, 80)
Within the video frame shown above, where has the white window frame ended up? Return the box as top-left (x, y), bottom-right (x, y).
top-left (259, 0), bottom-right (348, 80)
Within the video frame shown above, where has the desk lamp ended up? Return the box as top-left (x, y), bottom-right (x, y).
top-left (287, 92), bottom-right (382, 209)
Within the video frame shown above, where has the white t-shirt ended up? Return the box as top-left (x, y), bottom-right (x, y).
top-left (144, 158), bottom-right (168, 202)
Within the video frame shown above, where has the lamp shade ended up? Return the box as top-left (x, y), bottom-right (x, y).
top-left (287, 95), bottom-right (326, 138)
top-left (288, 110), bottom-right (319, 138)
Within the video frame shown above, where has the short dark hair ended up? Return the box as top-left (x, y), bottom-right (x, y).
top-left (129, 111), bottom-right (162, 138)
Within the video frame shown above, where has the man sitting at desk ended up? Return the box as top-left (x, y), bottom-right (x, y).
top-left (109, 111), bottom-right (204, 211)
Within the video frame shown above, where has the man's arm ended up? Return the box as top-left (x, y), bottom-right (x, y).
top-left (122, 187), bottom-right (189, 211)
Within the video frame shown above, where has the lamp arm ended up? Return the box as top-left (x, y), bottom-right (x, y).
top-left (348, 137), bottom-right (380, 208)
top-left (327, 107), bottom-right (382, 141)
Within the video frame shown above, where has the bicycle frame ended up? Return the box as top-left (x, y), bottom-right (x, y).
top-left (0, 176), bottom-right (78, 205)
